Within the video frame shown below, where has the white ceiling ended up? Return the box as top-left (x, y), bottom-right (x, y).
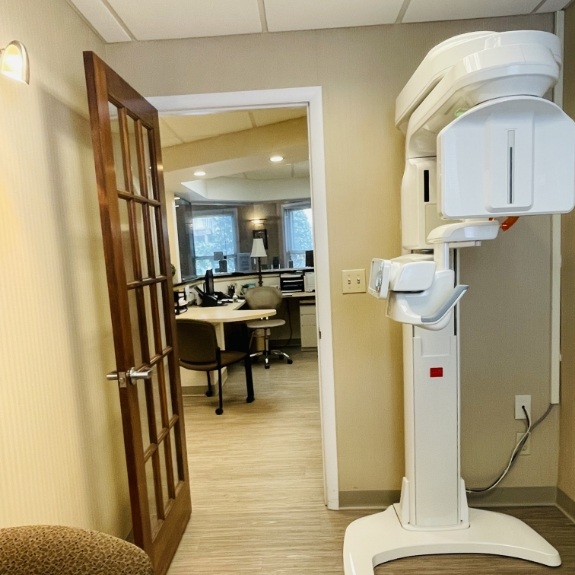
top-left (70, 0), bottom-right (574, 201)
top-left (68, 0), bottom-right (573, 44)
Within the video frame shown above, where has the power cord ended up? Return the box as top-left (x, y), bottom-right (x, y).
top-left (466, 403), bottom-right (554, 494)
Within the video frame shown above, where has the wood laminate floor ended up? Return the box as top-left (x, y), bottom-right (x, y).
top-left (168, 349), bottom-right (575, 574)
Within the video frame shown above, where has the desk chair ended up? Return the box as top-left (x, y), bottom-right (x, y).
top-left (177, 319), bottom-right (254, 415)
top-left (0, 525), bottom-right (154, 574)
top-left (244, 286), bottom-right (293, 369)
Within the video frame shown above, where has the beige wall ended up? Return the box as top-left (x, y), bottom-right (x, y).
top-left (106, 14), bottom-right (561, 501)
top-left (0, 0), bottom-right (566, 532)
top-left (0, 0), bottom-right (131, 535)
top-left (559, 3), bottom-right (575, 505)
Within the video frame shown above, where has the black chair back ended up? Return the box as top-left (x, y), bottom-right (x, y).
top-left (177, 319), bottom-right (218, 365)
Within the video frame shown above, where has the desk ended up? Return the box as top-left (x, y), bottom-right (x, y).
top-left (176, 302), bottom-right (276, 391)
top-left (177, 301), bottom-right (276, 324)
top-left (279, 292), bottom-right (317, 349)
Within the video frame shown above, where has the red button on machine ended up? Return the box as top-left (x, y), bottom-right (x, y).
top-left (430, 367), bottom-right (443, 378)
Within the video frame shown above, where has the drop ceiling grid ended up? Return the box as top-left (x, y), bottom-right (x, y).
top-left (68, 0), bottom-right (131, 42)
top-left (69, 0), bottom-right (574, 43)
top-left (403, 0), bottom-right (543, 23)
top-left (537, 0), bottom-right (574, 11)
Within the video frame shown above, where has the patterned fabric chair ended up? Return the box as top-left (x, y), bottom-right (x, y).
top-left (0, 525), bottom-right (154, 574)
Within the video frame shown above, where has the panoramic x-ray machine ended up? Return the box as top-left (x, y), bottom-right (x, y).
top-left (343, 31), bottom-right (575, 574)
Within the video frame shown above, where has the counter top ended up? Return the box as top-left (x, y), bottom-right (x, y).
top-left (176, 301), bottom-right (276, 323)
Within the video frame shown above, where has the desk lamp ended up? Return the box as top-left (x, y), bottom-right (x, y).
top-left (250, 238), bottom-right (267, 286)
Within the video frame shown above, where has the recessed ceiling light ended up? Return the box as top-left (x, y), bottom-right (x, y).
top-left (270, 155), bottom-right (284, 163)
top-left (194, 170), bottom-right (206, 177)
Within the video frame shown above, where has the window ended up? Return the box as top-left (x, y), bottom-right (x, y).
top-left (192, 209), bottom-right (239, 275)
top-left (283, 201), bottom-right (313, 268)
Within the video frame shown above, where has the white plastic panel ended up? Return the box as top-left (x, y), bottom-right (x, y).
top-left (401, 158), bottom-right (444, 251)
top-left (438, 97), bottom-right (575, 219)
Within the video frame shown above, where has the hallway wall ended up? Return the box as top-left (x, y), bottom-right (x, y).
top-left (559, 2), bottom-right (575, 511)
top-left (0, 0), bottom-right (131, 535)
top-left (106, 13), bottom-right (560, 502)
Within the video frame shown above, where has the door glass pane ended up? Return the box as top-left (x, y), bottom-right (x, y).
top-left (134, 202), bottom-right (148, 280)
top-left (142, 286), bottom-right (155, 359)
top-left (170, 427), bottom-right (182, 483)
top-left (127, 289), bottom-right (143, 368)
top-left (151, 369), bottom-right (164, 434)
top-left (108, 102), bottom-right (127, 193)
top-left (149, 205), bottom-right (162, 277)
top-left (137, 381), bottom-right (151, 451)
top-left (145, 457), bottom-right (160, 534)
top-left (157, 282), bottom-right (167, 350)
top-left (158, 440), bottom-right (172, 512)
top-left (145, 128), bottom-right (159, 201)
top-left (142, 127), bottom-right (153, 200)
top-left (127, 115), bottom-right (142, 196)
top-left (162, 357), bottom-right (174, 421)
top-left (119, 199), bottom-right (135, 283)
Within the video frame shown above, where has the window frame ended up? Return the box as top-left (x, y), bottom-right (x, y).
top-left (191, 207), bottom-right (240, 275)
top-left (282, 200), bottom-right (313, 268)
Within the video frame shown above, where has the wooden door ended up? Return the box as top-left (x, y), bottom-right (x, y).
top-left (83, 51), bottom-right (191, 575)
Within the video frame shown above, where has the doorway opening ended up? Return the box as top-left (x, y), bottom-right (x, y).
top-left (148, 87), bottom-right (339, 509)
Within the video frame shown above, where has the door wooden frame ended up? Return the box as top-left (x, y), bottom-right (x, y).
top-left (148, 87), bottom-right (339, 509)
top-left (84, 52), bottom-right (192, 575)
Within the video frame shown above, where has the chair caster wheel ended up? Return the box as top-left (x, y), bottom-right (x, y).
top-left (205, 390), bottom-right (214, 397)
top-left (215, 408), bottom-right (223, 415)
top-left (265, 364), bottom-right (270, 369)
top-left (287, 359), bottom-right (293, 364)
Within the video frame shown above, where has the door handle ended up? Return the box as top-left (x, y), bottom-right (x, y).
top-left (106, 366), bottom-right (153, 387)
top-left (127, 367), bottom-right (153, 380)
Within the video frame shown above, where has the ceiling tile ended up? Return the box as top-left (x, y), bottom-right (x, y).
top-left (107, 0), bottom-right (262, 41)
top-left (536, 0), bottom-right (573, 12)
top-left (402, 0), bottom-right (541, 23)
top-left (158, 119), bottom-right (184, 148)
top-left (161, 112), bottom-right (254, 144)
top-left (264, 0), bottom-right (405, 32)
top-left (250, 108), bottom-right (307, 127)
top-left (243, 165), bottom-right (295, 180)
top-left (67, 0), bottom-right (131, 42)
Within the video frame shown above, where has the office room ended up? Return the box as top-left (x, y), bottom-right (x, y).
top-left (1, 1), bottom-right (575, 574)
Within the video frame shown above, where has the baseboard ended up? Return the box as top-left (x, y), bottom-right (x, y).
top-left (338, 490), bottom-right (400, 509)
top-left (467, 486), bottom-right (557, 507)
top-left (339, 486), bottom-right (558, 510)
top-left (557, 488), bottom-right (575, 522)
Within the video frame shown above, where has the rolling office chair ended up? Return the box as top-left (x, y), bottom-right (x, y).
top-left (0, 525), bottom-right (154, 574)
top-left (244, 286), bottom-right (293, 369)
top-left (177, 319), bottom-right (254, 415)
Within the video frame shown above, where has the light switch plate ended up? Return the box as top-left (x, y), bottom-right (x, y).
top-left (342, 269), bottom-right (366, 294)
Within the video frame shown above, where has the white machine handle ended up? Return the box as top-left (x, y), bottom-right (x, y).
top-left (421, 284), bottom-right (468, 324)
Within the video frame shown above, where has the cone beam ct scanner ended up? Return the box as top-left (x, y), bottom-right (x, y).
top-left (343, 30), bottom-right (575, 574)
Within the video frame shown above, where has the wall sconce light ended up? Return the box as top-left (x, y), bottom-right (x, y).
top-left (251, 218), bottom-right (266, 227)
top-left (250, 238), bottom-right (267, 286)
top-left (0, 41), bottom-right (29, 84)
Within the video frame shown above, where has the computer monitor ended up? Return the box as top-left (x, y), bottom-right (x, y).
top-left (305, 250), bottom-right (314, 268)
top-left (203, 269), bottom-right (215, 296)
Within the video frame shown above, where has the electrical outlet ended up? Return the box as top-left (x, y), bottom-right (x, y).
top-left (342, 269), bottom-right (366, 294)
top-left (516, 432), bottom-right (531, 455)
top-left (514, 394), bottom-right (531, 420)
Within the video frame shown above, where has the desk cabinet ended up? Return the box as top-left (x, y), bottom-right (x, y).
top-left (300, 301), bottom-right (317, 349)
